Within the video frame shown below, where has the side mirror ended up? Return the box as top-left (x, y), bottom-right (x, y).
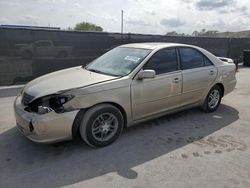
top-left (137, 69), bottom-right (156, 79)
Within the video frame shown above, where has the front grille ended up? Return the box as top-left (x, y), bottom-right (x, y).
top-left (22, 92), bottom-right (34, 105)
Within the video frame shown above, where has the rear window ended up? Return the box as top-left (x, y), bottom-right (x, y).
top-left (179, 48), bottom-right (213, 70)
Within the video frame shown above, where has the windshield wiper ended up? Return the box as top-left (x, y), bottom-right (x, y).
top-left (85, 67), bottom-right (121, 77)
top-left (86, 68), bottom-right (103, 74)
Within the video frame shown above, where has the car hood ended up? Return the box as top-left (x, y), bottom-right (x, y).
top-left (23, 66), bottom-right (118, 99)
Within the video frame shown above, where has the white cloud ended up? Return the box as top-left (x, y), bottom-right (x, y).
top-left (0, 17), bottom-right (10, 24)
top-left (125, 17), bottom-right (151, 26)
top-left (86, 11), bottom-right (96, 17)
top-left (195, 0), bottom-right (236, 10)
top-left (0, 1), bottom-right (21, 6)
top-left (73, 2), bottom-right (81, 9)
top-left (160, 17), bottom-right (186, 28)
top-left (18, 15), bottom-right (40, 25)
top-left (0, 0), bottom-right (250, 34)
top-left (144, 9), bottom-right (156, 16)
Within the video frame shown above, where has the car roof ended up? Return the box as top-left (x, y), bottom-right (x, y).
top-left (120, 42), bottom-right (193, 50)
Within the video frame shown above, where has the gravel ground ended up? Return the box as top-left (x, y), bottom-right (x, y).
top-left (0, 67), bottom-right (250, 188)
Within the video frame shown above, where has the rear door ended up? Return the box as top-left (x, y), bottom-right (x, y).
top-left (131, 48), bottom-right (182, 120)
top-left (178, 47), bottom-right (217, 106)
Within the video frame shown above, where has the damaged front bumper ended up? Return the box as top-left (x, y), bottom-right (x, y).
top-left (14, 95), bottom-right (79, 143)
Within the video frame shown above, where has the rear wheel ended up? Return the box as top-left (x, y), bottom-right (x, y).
top-left (79, 104), bottom-right (124, 147)
top-left (202, 85), bottom-right (222, 112)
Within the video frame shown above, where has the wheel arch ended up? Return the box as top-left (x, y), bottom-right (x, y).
top-left (214, 83), bottom-right (224, 97)
top-left (71, 102), bottom-right (127, 138)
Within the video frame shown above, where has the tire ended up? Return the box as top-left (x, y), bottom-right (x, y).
top-left (202, 85), bottom-right (222, 112)
top-left (79, 104), bottom-right (124, 147)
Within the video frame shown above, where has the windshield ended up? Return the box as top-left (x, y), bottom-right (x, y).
top-left (85, 47), bottom-right (152, 76)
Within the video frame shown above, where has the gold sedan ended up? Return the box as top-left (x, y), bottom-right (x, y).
top-left (14, 43), bottom-right (237, 147)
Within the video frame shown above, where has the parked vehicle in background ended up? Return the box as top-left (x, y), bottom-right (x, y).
top-left (16, 40), bottom-right (72, 59)
top-left (14, 43), bottom-right (237, 147)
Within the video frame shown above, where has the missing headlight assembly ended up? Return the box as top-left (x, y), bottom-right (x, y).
top-left (25, 94), bottom-right (74, 114)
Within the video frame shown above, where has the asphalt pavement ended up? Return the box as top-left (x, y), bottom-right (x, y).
top-left (0, 67), bottom-right (250, 188)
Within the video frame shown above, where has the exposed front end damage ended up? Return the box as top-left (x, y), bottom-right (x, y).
top-left (13, 65), bottom-right (129, 144)
top-left (14, 93), bottom-right (79, 143)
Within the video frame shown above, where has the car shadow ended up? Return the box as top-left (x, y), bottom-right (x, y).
top-left (0, 104), bottom-right (239, 188)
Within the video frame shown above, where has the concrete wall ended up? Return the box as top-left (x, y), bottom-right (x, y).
top-left (0, 27), bottom-right (250, 86)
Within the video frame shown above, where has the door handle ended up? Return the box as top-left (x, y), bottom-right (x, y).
top-left (209, 70), bottom-right (215, 75)
top-left (172, 77), bottom-right (180, 83)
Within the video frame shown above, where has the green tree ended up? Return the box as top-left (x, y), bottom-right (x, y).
top-left (73, 21), bottom-right (103, 32)
top-left (192, 29), bottom-right (219, 37)
top-left (192, 30), bottom-right (199, 36)
top-left (166, 31), bottom-right (179, 36)
top-left (165, 31), bottom-right (188, 36)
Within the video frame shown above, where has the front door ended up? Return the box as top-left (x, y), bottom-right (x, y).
top-left (131, 48), bottom-right (182, 120)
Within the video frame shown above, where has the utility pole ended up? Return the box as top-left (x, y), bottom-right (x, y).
top-left (121, 10), bottom-right (124, 34)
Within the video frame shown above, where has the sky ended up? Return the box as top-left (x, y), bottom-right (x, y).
top-left (0, 0), bottom-right (250, 35)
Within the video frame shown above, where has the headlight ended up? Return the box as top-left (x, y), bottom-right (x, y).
top-left (38, 106), bottom-right (53, 114)
top-left (28, 94), bottom-right (74, 114)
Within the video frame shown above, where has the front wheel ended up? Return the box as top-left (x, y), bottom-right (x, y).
top-left (79, 104), bottom-right (124, 147)
top-left (202, 85), bottom-right (222, 112)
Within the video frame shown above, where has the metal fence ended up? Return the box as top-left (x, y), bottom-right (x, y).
top-left (0, 27), bottom-right (250, 86)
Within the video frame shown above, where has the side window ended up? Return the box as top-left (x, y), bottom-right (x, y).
top-left (204, 56), bottom-right (213, 66)
top-left (179, 48), bottom-right (205, 70)
top-left (144, 48), bottom-right (178, 75)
